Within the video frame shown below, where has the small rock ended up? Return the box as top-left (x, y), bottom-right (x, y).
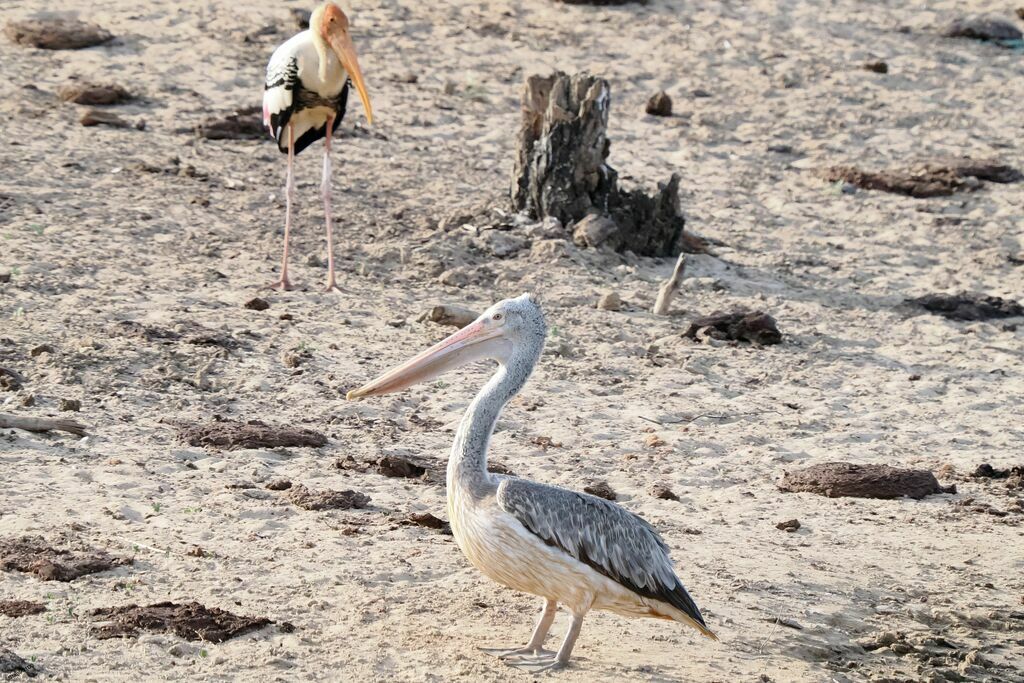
top-left (863, 61), bottom-right (889, 74)
top-left (644, 434), bottom-right (666, 448)
top-left (645, 90), bottom-right (672, 117)
top-left (0, 271), bottom-right (10, 283)
top-left (80, 109), bottom-right (132, 128)
top-left (288, 484), bottom-right (370, 511)
top-left (186, 545), bottom-right (206, 558)
top-left (5, 18), bottom-right (113, 49)
top-left (418, 304), bottom-right (479, 328)
top-left (291, 8), bottom-right (311, 29)
top-left (265, 479), bottom-right (292, 491)
top-left (58, 83), bottom-right (131, 105)
top-left (20, 394), bottom-right (35, 407)
top-left (244, 297), bottom-right (270, 311)
top-left (650, 483), bottom-right (679, 501)
top-left (596, 292), bottom-right (622, 311)
top-left (944, 15), bottom-right (1023, 42)
top-left (890, 642), bottom-right (915, 656)
top-left (908, 293), bottom-right (1023, 321)
top-left (59, 398), bottom-right (81, 412)
top-left (30, 344), bottom-right (54, 357)
top-left (692, 88), bottom-right (712, 98)
top-left (584, 481), bottom-right (617, 501)
top-left (572, 214), bottom-right (618, 249)
top-left (438, 268), bottom-right (470, 288)
top-left (684, 310), bottom-right (782, 345)
top-left (776, 519), bottom-right (801, 532)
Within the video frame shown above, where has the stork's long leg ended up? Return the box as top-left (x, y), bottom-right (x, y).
top-left (269, 123), bottom-right (295, 291)
top-left (480, 598), bottom-right (557, 660)
top-left (509, 609), bottom-right (586, 673)
top-left (321, 114), bottom-right (340, 292)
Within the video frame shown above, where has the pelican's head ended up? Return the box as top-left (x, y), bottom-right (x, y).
top-left (347, 294), bottom-right (547, 400)
top-left (310, 1), bottom-right (373, 124)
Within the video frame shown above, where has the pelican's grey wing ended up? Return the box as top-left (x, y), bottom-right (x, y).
top-left (496, 477), bottom-right (714, 636)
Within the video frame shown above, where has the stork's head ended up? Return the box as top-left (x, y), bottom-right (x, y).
top-left (310, 1), bottom-right (373, 125)
top-left (347, 294), bottom-right (547, 400)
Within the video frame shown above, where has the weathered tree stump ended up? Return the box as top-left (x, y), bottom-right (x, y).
top-left (510, 72), bottom-right (696, 257)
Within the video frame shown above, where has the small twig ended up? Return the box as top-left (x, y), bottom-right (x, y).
top-left (0, 413), bottom-right (87, 436)
top-left (652, 253), bottom-right (686, 316)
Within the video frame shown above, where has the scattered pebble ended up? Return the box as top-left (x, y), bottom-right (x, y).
top-left (265, 478), bottom-right (293, 491)
top-left (571, 214), bottom-right (618, 249)
top-left (405, 512), bottom-right (451, 534)
top-left (775, 519), bottom-right (801, 532)
top-left (583, 481), bottom-right (617, 500)
top-left (863, 60), bottom-right (889, 73)
top-left (5, 18), bottom-right (113, 49)
top-left (59, 398), bottom-right (81, 412)
top-left (244, 297), bottom-right (270, 311)
top-left (377, 456), bottom-right (426, 479)
top-left (650, 483), bottom-right (679, 501)
top-left (29, 343), bottom-right (54, 357)
top-left (645, 90), bottom-right (672, 116)
top-left (596, 292), bottom-right (622, 311)
top-left (778, 462), bottom-right (955, 499)
top-left (291, 8), bottom-right (311, 29)
top-left (418, 304), bottom-right (478, 328)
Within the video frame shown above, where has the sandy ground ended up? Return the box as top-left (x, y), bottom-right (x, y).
top-left (2, 0), bottom-right (1023, 680)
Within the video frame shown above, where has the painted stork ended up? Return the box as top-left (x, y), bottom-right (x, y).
top-left (348, 294), bottom-right (717, 672)
top-left (262, 1), bottom-right (373, 291)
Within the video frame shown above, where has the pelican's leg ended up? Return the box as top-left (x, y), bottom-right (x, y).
top-left (510, 610), bottom-right (586, 673)
top-left (320, 115), bottom-right (341, 292)
top-left (269, 123), bottom-right (295, 291)
top-left (480, 598), bottom-right (557, 660)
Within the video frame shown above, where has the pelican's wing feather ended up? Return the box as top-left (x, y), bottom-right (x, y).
top-left (496, 477), bottom-right (714, 637)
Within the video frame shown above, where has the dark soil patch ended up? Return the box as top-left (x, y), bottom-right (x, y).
top-left (0, 648), bottom-right (38, 677)
top-left (0, 536), bottom-right (131, 581)
top-left (58, 83), bottom-right (131, 105)
top-left (287, 485), bottom-right (370, 511)
top-left (197, 107), bottom-right (264, 140)
top-left (91, 601), bottom-right (272, 642)
top-left (778, 462), bottom-right (955, 500)
top-left (0, 599), bottom-right (46, 617)
top-left (821, 160), bottom-right (1022, 198)
top-left (584, 481), bottom-right (617, 500)
top-left (972, 463), bottom-right (1024, 479)
top-left (684, 310), bottom-right (782, 345)
top-left (907, 293), bottom-right (1023, 321)
top-left (5, 18), bottom-right (113, 49)
top-left (176, 418), bottom-right (326, 450)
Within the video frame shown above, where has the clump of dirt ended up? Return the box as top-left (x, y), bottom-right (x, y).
top-left (0, 536), bottom-right (131, 581)
top-left (0, 599), bottom-right (46, 617)
top-left (5, 18), bottom-right (113, 49)
top-left (91, 601), bottom-right (272, 642)
top-left (378, 455), bottom-right (427, 478)
top-left (197, 107), bottom-right (264, 140)
top-left (0, 366), bottom-right (24, 391)
top-left (684, 310), bottom-right (782, 345)
top-left (907, 293), bottom-right (1023, 321)
top-left (821, 159), bottom-right (1022, 198)
top-left (778, 462), bottom-right (955, 499)
top-left (287, 485), bottom-right (370, 511)
top-left (405, 512), bottom-right (452, 534)
top-left (58, 83), bottom-right (132, 105)
top-left (972, 463), bottom-right (1024, 480)
top-left (646, 90), bottom-right (672, 116)
top-left (776, 519), bottom-right (801, 532)
top-left (0, 648), bottom-right (38, 677)
top-left (650, 483), bottom-right (679, 501)
top-left (584, 481), bottom-right (617, 500)
top-left (175, 418), bottom-right (326, 450)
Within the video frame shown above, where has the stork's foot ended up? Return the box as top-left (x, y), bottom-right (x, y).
top-left (479, 646), bottom-right (555, 660)
top-left (506, 657), bottom-right (567, 673)
top-left (267, 276), bottom-right (293, 291)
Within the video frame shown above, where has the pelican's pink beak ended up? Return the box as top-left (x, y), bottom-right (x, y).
top-left (347, 320), bottom-right (505, 400)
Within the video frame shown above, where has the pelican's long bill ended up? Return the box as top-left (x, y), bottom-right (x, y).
top-left (347, 320), bottom-right (506, 400)
top-left (328, 31), bottom-right (373, 125)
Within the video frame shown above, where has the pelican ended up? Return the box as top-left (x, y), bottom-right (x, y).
top-left (348, 294), bottom-right (717, 672)
top-left (262, 1), bottom-right (373, 291)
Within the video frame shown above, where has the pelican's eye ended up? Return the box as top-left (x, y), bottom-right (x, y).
top-left (492, 313), bottom-right (503, 322)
